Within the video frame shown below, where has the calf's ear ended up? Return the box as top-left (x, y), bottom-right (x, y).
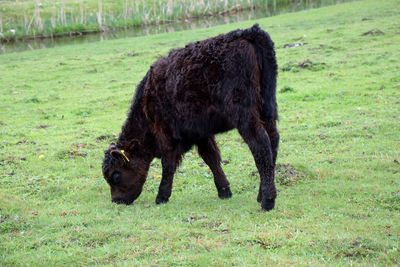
top-left (108, 142), bottom-right (117, 150)
top-left (110, 149), bottom-right (130, 165)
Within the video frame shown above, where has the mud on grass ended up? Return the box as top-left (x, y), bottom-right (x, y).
top-left (251, 164), bottom-right (305, 186)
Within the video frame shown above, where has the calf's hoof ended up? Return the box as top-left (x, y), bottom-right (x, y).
top-left (261, 197), bottom-right (275, 211)
top-left (155, 194), bottom-right (169, 204)
top-left (218, 187), bottom-right (232, 199)
top-left (257, 192), bottom-right (262, 203)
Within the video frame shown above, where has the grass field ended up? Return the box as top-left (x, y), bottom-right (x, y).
top-left (1, 0), bottom-right (399, 265)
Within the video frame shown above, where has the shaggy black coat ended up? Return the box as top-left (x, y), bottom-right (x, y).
top-left (102, 24), bottom-right (279, 211)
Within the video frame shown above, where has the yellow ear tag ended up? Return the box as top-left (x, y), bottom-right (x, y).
top-left (120, 150), bottom-right (130, 163)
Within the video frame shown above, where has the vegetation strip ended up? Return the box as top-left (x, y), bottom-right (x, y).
top-left (1, 0), bottom-right (286, 42)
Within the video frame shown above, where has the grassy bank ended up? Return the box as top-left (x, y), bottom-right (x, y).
top-left (0, 0), bottom-right (287, 41)
top-left (1, 0), bottom-right (399, 265)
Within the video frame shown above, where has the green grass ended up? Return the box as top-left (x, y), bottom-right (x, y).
top-left (1, 0), bottom-right (399, 265)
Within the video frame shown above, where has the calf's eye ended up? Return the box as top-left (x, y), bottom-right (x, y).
top-left (111, 172), bottom-right (122, 184)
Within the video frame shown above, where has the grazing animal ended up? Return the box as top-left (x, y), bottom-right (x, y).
top-left (102, 24), bottom-right (279, 211)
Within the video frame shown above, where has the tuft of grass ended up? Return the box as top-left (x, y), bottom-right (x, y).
top-left (1, 0), bottom-right (399, 265)
top-left (279, 85), bottom-right (295, 93)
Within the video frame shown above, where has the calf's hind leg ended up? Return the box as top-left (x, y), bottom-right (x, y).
top-left (197, 136), bottom-right (232, 199)
top-left (238, 121), bottom-right (277, 211)
top-left (265, 120), bottom-right (279, 166)
top-left (257, 119), bottom-right (279, 202)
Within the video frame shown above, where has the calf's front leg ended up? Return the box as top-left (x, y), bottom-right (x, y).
top-left (156, 150), bottom-right (182, 204)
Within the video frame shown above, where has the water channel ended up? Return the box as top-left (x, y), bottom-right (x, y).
top-left (0, 0), bottom-right (355, 55)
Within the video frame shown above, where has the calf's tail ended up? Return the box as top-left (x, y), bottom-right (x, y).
top-left (240, 24), bottom-right (278, 121)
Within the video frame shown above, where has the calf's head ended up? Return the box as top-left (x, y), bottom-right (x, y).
top-left (102, 142), bottom-right (148, 204)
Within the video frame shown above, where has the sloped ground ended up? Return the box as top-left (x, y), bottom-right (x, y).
top-left (0, 0), bottom-right (399, 265)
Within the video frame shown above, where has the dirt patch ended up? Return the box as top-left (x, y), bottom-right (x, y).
top-left (297, 60), bottom-right (313, 68)
top-left (283, 42), bottom-right (307, 48)
top-left (319, 121), bottom-right (341, 128)
top-left (201, 221), bottom-right (222, 229)
top-left (318, 134), bottom-right (328, 140)
top-left (96, 134), bottom-right (117, 142)
top-left (125, 52), bottom-right (139, 57)
top-left (16, 140), bottom-right (28, 145)
top-left (0, 156), bottom-right (27, 165)
top-left (362, 29), bottom-right (384, 36)
top-left (0, 122), bottom-right (7, 126)
top-left (182, 215), bottom-right (207, 223)
top-left (222, 159), bottom-right (231, 165)
top-left (297, 59), bottom-right (326, 70)
top-left (251, 164), bottom-right (305, 186)
top-left (279, 86), bottom-right (295, 93)
top-left (59, 143), bottom-right (91, 158)
top-left (219, 229), bottom-right (229, 234)
top-left (281, 59), bottom-right (326, 72)
top-left (250, 237), bottom-right (281, 250)
top-left (71, 143), bottom-right (88, 149)
top-left (68, 151), bottom-right (87, 157)
top-left (60, 210), bottom-right (82, 216)
top-left (16, 140), bottom-right (36, 145)
top-left (275, 164), bottom-right (305, 186)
